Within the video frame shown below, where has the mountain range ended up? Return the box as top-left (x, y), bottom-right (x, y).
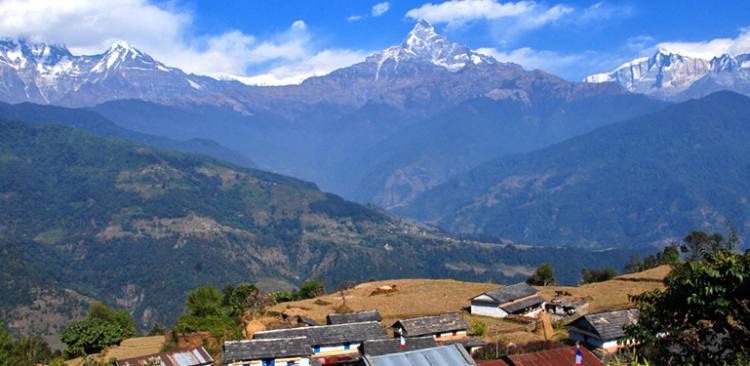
top-left (3, 22), bottom-right (661, 211)
top-left (400, 91), bottom-right (750, 247)
top-left (585, 49), bottom-right (750, 100)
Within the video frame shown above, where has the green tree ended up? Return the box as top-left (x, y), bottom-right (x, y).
top-left (680, 229), bottom-right (737, 260)
top-left (526, 263), bottom-right (555, 286)
top-left (186, 286), bottom-right (223, 317)
top-left (0, 325), bottom-right (57, 366)
top-left (61, 302), bottom-right (136, 358)
top-left (625, 248), bottom-right (750, 364)
top-left (581, 268), bottom-right (618, 284)
top-left (297, 280), bottom-right (325, 299)
top-left (223, 284), bottom-right (260, 318)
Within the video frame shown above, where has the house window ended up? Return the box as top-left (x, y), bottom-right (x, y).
top-left (435, 333), bottom-right (441, 339)
top-left (452, 331), bottom-right (457, 336)
top-left (286, 362), bottom-right (294, 366)
top-left (344, 342), bottom-right (351, 350)
top-left (262, 359), bottom-right (275, 366)
top-left (313, 346), bottom-right (321, 354)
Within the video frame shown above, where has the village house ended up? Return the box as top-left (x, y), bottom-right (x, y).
top-left (362, 344), bottom-right (477, 366)
top-left (222, 337), bottom-right (312, 366)
top-left (253, 321), bottom-right (387, 365)
top-left (566, 309), bottom-right (638, 352)
top-left (470, 283), bottom-right (545, 319)
top-left (115, 346), bottom-right (214, 366)
top-left (390, 313), bottom-right (485, 354)
top-left (326, 310), bottom-right (382, 325)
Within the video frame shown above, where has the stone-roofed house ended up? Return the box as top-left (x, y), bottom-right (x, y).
top-left (362, 344), bottom-right (477, 366)
top-left (470, 283), bottom-right (545, 319)
top-left (566, 309), bottom-right (638, 352)
top-left (391, 313), bottom-right (485, 354)
top-left (360, 336), bottom-right (437, 356)
top-left (253, 321), bottom-right (387, 364)
top-left (116, 346), bottom-right (214, 366)
top-left (222, 337), bottom-right (311, 366)
top-left (326, 310), bottom-right (382, 325)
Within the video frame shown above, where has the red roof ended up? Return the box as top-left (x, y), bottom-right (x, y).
top-left (505, 346), bottom-right (603, 366)
top-left (478, 360), bottom-right (512, 366)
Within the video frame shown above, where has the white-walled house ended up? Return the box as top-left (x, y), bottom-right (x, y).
top-left (391, 313), bottom-right (485, 354)
top-left (566, 309), bottom-right (638, 352)
top-left (470, 282), bottom-right (545, 319)
top-left (252, 321), bottom-right (387, 364)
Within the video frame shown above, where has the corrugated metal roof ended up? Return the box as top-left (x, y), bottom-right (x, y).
top-left (362, 344), bottom-right (477, 366)
top-left (115, 346), bottom-right (214, 366)
top-left (506, 346), bottom-right (603, 366)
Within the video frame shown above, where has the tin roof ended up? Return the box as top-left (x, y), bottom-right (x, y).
top-left (327, 310), bottom-right (382, 325)
top-left (115, 347), bottom-right (214, 366)
top-left (253, 321), bottom-right (387, 346)
top-left (506, 346), bottom-right (603, 366)
top-left (362, 344), bottom-right (477, 366)
top-left (391, 313), bottom-right (468, 337)
top-left (222, 337), bottom-right (311, 363)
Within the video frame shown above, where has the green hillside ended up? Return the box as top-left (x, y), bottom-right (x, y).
top-left (402, 91), bottom-right (750, 247)
top-left (0, 118), bottom-right (640, 341)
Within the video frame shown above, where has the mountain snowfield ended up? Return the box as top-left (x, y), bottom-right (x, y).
top-left (585, 49), bottom-right (750, 100)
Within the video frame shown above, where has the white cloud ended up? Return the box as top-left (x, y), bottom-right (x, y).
top-left (577, 1), bottom-right (635, 24)
top-left (655, 27), bottom-right (750, 59)
top-left (235, 48), bottom-right (370, 86)
top-left (0, 0), bottom-right (367, 85)
top-left (405, 0), bottom-right (572, 29)
top-left (348, 1), bottom-right (390, 22)
top-left (371, 2), bottom-right (390, 17)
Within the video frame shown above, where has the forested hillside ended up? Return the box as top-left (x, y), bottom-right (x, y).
top-left (0, 118), bottom-right (640, 341)
top-left (403, 91), bottom-right (750, 247)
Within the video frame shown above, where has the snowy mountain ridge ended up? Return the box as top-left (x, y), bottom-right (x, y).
top-left (585, 49), bottom-right (750, 100)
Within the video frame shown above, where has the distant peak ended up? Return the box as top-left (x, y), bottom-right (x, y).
top-left (108, 40), bottom-right (141, 54)
top-left (413, 19), bottom-right (435, 32)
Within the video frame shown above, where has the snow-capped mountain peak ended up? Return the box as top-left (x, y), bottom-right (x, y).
top-left (585, 49), bottom-right (750, 100)
top-left (366, 20), bottom-right (495, 78)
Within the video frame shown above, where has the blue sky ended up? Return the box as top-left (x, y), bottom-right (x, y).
top-left (1, 0), bottom-right (749, 83)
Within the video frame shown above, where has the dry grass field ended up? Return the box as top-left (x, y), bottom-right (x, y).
top-left (261, 266), bottom-right (671, 344)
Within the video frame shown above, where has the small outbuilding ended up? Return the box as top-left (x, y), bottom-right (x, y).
top-left (470, 283), bottom-right (545, 319)
top-left (391, 313), bottom-right (485, 354)
top-left (566, 309), bottom-right (638, 352)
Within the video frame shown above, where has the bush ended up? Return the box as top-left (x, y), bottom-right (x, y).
top-left (470, 320), bottom-right (487, 337)
top-left (186, 286), bottom-right (223, 318)
top-left (61, 302), bottom-right (136, 358)
top-left (526, 263), bottom-right (555, 286)
top-left (297, 280), bottom-right (325, 299)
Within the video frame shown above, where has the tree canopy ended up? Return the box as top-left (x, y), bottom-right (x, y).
top-left (61, 302), bottom-right (136, 358)
top-left (626, 230), bottom-right (750, 365)
top-left (526, 263), bottom-right (555, 286)
top-left (580, 268), bottom-right (618, 284)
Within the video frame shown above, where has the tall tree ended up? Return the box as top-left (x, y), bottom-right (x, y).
top-left (185, 286), bottom-right (223, 318)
